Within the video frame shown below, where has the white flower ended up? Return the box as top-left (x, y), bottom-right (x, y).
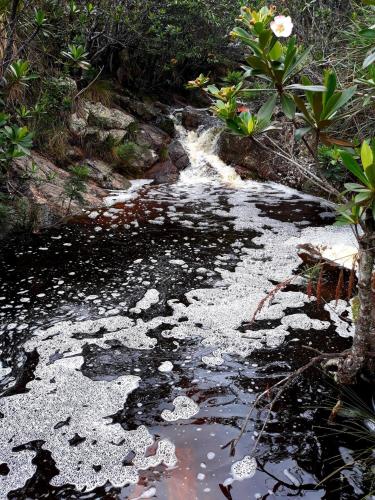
top-left (270, 15), bottom-right (293, 38)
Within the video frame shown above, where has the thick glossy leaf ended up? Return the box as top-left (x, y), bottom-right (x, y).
top-left (284, 36), bottom-right (297, 68)
top-left (340, 151), bottom-right (370, 186)
top-left (247, 55), bottom-right (270, 74)
top-left (344, 182), bottom-right (369, 191)
top-left (364, 163), bottom-right (375, 188)
top-left (361, 141), bottom-right (374, 169)
top-left (281, 94), bottom-right (296, 119)
top-left (359, 28), bottom-right (375, 39)
top-left (257, 94), bottom-right (277, 124)
top-left (312, 92), bottom-right (323, 120)
top-left (259, 30), bottom-right (272, 50)
top-left (254, 22), bottom-right (265, 35)
top-left (285, 84), bottom-right (326, 92)
top-left (354, 191), bottom-right (372, 204)
top-left (269, 41), bottom-right (283, 61)
top-left (282, 46), bottom-right (312, 84)
top-left (323, 71), bottom-right (337, 108)
top-left (322, 86), bottom-right (357, 119)
top-left (231, 27), bottom-right (263, 56)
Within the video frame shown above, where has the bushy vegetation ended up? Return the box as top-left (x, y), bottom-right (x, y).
top-left (0, 0), bottom-right (245, 229)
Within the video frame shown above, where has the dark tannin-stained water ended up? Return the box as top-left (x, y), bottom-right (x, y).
top-left (0, 126), bottom-right (367, 500)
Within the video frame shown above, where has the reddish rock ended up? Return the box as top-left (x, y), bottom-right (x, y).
top-left (144, 160), bottom-right (179, 184)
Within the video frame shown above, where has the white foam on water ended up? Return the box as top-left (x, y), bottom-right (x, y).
top-left (133, 289), bottom-right (160, 311)
top-left (231, 456), bottom-right (257, 481)
top-left (0, 317), bottom-right (176, 494)
top-left (104, 179), bottom-right (153, 207)
top-left (161, 396), bottom-right (199, 421)
top-left (0, 119), bottom-right (354, 495)
top-left (158, 361), bottom-right (174, 373)
top-left (288, 225), bottom-right (357, 269)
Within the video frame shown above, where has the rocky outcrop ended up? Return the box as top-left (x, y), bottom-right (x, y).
top-left (11, 152), bottom-right (131, 227)
top-left (69, 101), bottom-right (136, 144)
top-left (85, 101), bottom-right (136, 130)
top-left (217, 131), bottom-right (304, 188)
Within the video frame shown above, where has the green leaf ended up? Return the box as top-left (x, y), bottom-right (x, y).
top-left (281, 94), bottom-right (296, 119)
top-left (247, 55), bottom-right (270, 74)
top-left (364, 163), bottom-right (375, 188)
top-left (322, 86), bottom-right (357, 119)
top-left (258, 30), bottom-right (272, 50)
top-left (344, 182), bottom-right (368, 191)
top-left (363, 50), bottom-right (375, 69)
top-left (359, 28), bottom-right (375, 40)
top-left (269, 41), bottom-right (283, 61)
top-left (361, 141), bottom-right (374, 169)
top-left (282, 46), bottom-right (312, 84)
top-left (323, 71), bottom-right (337, 108)
top-left (340, 151), bottom-right (370, 186)
top-left (256, 94), bottom-right (277, 125)
top-left (231, 27), bottom-right (263, 56)
top-left (285, 84), bottom-right (326, 92)
top-left (284, 36), bottom-right (297, 68)
top-left (354, 191), bottom-right (372, 203)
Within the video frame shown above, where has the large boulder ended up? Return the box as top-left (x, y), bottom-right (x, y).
top-left (84, 101), bottom-right (136, 130)
top-left (144, 160), bottom-right (179, 184)
top-left (168, 140), bottom-right (190, 171)
top-left (11, 152), bottom-right (133, 227)
top-left (128, 145), bottom-right (158, 172)
top-left (69, 113), bottom-right (87, 136)
top-left (217, 131), bottom-right (303, 188)
top-left (12, 153), bottom-right (108, 225)
top-left (181, 106), bottom-right (217, 130)
top-left (84, 127), bottom-right (127, 145)
top-left (84, 159), bottom-right (131, 190)
top-left (135, 124), bottom-right (170, 152)
top-left (154, 115), bottom-right (175, 136)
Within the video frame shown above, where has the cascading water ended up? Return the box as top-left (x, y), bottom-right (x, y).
top-left (0, 112), bottom-right (360, 499)
top-left (176, 124), bottom-right (244, 187)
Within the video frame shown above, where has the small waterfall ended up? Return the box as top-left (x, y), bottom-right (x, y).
top-left (175, 121), bottom-right (244, 188)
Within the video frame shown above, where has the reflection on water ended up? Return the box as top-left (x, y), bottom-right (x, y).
top-left (0, 123), bottom-right (365, 499)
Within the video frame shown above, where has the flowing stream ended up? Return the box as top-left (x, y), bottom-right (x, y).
top-left (0, 119), bottom-right (363, 499)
